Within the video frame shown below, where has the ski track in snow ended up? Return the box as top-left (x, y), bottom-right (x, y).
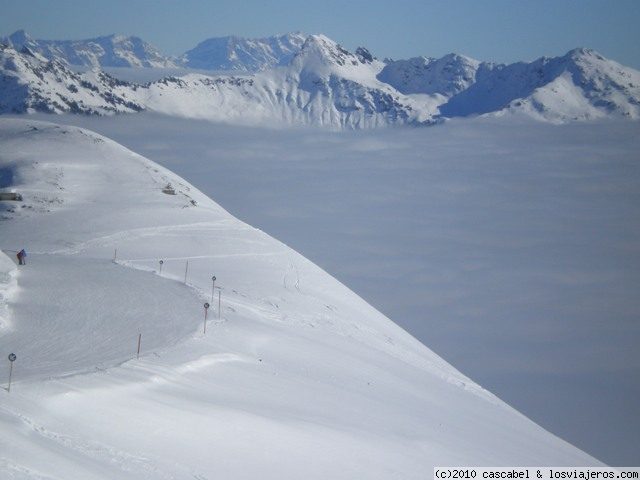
top-left (0, 253), bottom-right (204, 383)
top-left (47, 221), bottom-right (254, 255)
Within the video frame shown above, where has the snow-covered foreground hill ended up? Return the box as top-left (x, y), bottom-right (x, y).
top-left (0, 118), bottom-right (600, 477)
top-left (48, 113), bottom-right (639, 465)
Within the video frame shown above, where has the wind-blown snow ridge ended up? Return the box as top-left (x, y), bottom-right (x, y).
top-left (1, 32), bottom-right (639, 127)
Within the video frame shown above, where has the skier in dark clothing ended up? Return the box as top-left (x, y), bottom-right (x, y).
top-left (16, 249), bottom-right (26, 265)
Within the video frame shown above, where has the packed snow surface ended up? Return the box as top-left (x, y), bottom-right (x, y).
top-left (0, 118), bottom-right (600, 478)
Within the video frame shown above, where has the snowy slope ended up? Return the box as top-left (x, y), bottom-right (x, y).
top-left (1, 30), bottom-right (178, 68)
top-left (0, 118), bottom-right (601, 477)
top-left (181, 32), bottom-right (307, 71)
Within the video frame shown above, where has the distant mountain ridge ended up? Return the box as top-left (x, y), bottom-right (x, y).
top-left (1, 31), bottom-right (639, 127)
top-left (1, 30), bottom-right (178, 68)
top-left (1, 30), bottom-right (309, 72)
top-left (439, 48), bottom-right (640, 121)
top-left (0, 35), bottom-right (430, 128)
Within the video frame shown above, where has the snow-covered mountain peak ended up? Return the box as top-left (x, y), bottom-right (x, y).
top-left (289, 34), bottom-right (385, 84)
top-left (1, 34), bottom-right (639, 127)
top-left (558, 47), bottom-right (636, 79)
top-left (181, 32), bottom-right (308, 71)
top-left (109, 33), bottom-right (129, 42)
top-left (565, 47), bottom-right (602, 61)
top-left (293, 34), bottom-right (355, 68)
top-left (437, 52), bottom-right (480, 69)
top-left (439, 46), bottom-right (640, 121)
top-left (378, 53), bottom-right (481, 96)
top-left (6, 29), bottom-right (33, 46)
top-left (0, 44), bottom-right (143, 114)
top-left (4, 30), bottom-right (47, 62)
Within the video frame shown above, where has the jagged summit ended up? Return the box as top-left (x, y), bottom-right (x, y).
top-left (291, 35), bottom-right (375, 69)
top-left (355, 47), bottom-right (374, 64)
top-left (6, 29), bottom-right (32, 46)
top-left (288, 34), bottom-right (387, 88)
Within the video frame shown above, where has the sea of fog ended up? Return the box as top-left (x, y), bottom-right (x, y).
top-left (23, 113), bottom-right (640, 465)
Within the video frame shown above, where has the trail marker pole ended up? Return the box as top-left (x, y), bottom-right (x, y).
top-left (211, 276), bottom-right (216, 304)
top-left (136, 334), bottom-right (142, 359)
top-left (203, 303), bottom-right (210, 334)
top-left (7, 353), bottom-right (16, 393)
top-left (184, 260), bottom-right (189, 284)
top-left (218, 289), bottom-right (221, 320)
top-left (159, 260), bottom-right (164, 275)
top-left (113, 249), bottom-right (117, 262)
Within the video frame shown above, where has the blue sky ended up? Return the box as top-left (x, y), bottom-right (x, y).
top-left (1, 0), bottom-right (639, 67)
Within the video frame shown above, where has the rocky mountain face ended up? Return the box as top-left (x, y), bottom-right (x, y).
top-left (181, 32), bottom-right (308, 72)
top-left (1, 30), bottom-right (177, 68)
top-left (0, 43), bottom-right (143, 114)
top-left (1, 31), bottom-right (639, 127)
